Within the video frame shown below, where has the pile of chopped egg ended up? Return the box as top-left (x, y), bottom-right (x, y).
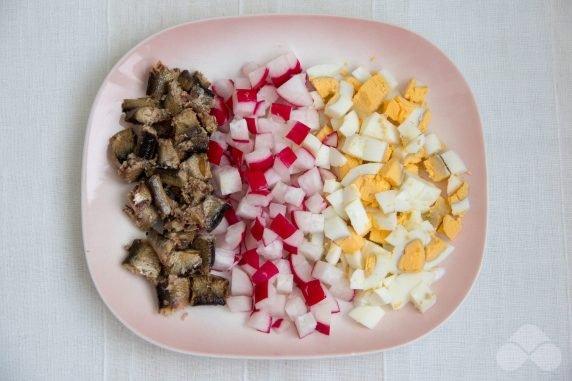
top-left (308, 63), bottom-right (470, 328)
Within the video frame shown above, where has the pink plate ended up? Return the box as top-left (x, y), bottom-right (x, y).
top-left (82, 14), bottom-right (487, 358)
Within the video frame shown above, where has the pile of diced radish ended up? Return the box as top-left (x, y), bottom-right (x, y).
top-left (207, 52), bottom-right (354, 338)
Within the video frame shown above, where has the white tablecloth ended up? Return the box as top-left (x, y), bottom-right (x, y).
top-left (1, 1), bottom-right (571, 380)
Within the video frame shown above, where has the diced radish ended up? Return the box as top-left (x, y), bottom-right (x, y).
top-left (276, 146), bottom-right (297, 168)
top-left (298, 240), bottom-right (323, 262)
top-left (264, 168), bottom-right (280, 188)
top-left (304, 193), bottom-right (327, 213)
top-left (283, 186), bottom-right (305, 207)
top-left (294, 312), bottom-right (317, 338)
top-left (293, 148), bottom-right (316, 170)
top-left (224, 207), bottom-right (240, 226)
top-left (322, 132), bottom-right (338, 147)
top-left (318, 168), bottom-right (336, 181)
top-left (272, 318), bottom-right (292, 333)
top-left (273, 258), bottom-right (292, 274)
top-left (236, 197), bottom-right (262, 219)
top-left (244, 169), bottom-right (268, 191)
top-left (257, 85), bottom-right (279, 104)
top-left (315, 145), bottom-right (330, 169)
top-left (285, 122), bottom-right (311, 145)
top-left (285, 51), bottom-right (302, 75)
top-left (231, 267), bottom-right (253, 296)
top-left (269, 213), bottom-right (297, 239)
top-left (301, 279), bottom-right (327, 306)
top-left (252, 260), bottom-right (279, 284)
top-left (233, 77), bottom-right (252, 90)
top-left (292, 211), bottom-right (325, 233)
top-left (207, 140), bottom-right (225, 165)
top-left (270, 181), bottom-right (289, 203)
top-left (329, 278), bottom-right (355, 302)
top-left (243, 117), bottom-right (257, 134)
top-left (250, 217), bottom-right (265, 241)
top-left (283, 228), bottom-right (304, 248)
top-left (213, 247), bottom-right (236, 271)
top-left (254, 281), bottom-right (270, 304)
top-left (289, 253), bottom-right (313, 284)
top-left (230, 119), bottom-right (249, 142)
top-left (272, 157), bottom-right (291, 183)
top-left (266, 54), bottom-right (292, 86)
top-left (210, 96), bottom-right (229, 126)
top-left (254, 133), bottom-right (274, 151)
top-left (321, 287), bottom-right (341, 313)
top-left (270, 103), bottom-right (292, 122)
top-left (256, 294), bottom-right (287, 317)
top-left (224, 221), bottom-right (246, 249)
top-left (257, 239), bottom-right (283, 260)
top-left (268, 203), bottom-right (287, 219)
top-left (310, 91), bottom-right (324, 109)
top-left (247, 310), bottom-right (272, 333)
top-left (262, 228), bottom-right (279, 246)
top-left (232, 92), bottom-right (257, 117)
top-left (245, 148), bottom-right (274, 171)
top-left (226, 295), bottom-right (252, 313)
top-left (311, 303), bottom-right (332, 335)
top-left (312, 261), bottom-right (344, 286)
top-left (297, 167), bottom-right (323, 196)
top-left (214, 166), bottom-right (242, 196)
top-left (277, 74), bottom-right (313, 107)
top-left (212, 79), bottom-right (235, 101)
top-left (246, 191), bottom-right (272, 207)
top-left (276, 273), bottom-right (294, 294)
top-left (301, 134), bottom-right (322, 156)
top-left (240, 248), bottom-right (260, 269)
top-left (285, 295), bottom-right (308, 319)
top-left (248, 66), bottom-right (269, 89)
top-left (290, 108), bottom-right (320, 130)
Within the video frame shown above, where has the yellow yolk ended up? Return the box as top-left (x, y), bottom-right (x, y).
top-left (404, 79), bottom-right (429, 104)
top-left (345, 76), bottom-right (362, 92)
top-left (439, 214), bottom-right (462, 240)
top-left (364, 254), bottom-right (377, 277)
top-left (419, 109), bottom-right (432, 133)
top-left (310, 77), bottom-right (339, 100)
top-left (398, 239), bottom-right (425, 272)
top-left (352, 175), bottom-right (390, 204)
top-left (423, 155), bottom-right (451, 182)
top-left (353, 74), bottom-right (390, 114)
top-left (404, 163), bottom-right (419, 175)
top-left (378, 157), bottom-right (403, 187)
top-left (369, 228), bottom-right (390, 245)
top-left (381, 96), bottom-right (416, 124)
top-left (403, 148), bottom-right (426, 166)
top-left (316, 125), bottom-right (334, 141)
top-left (449, 182), bottom-right (469, 204)
top-left (425, 236), bottom-right (447, 261)
top-left (335, 228), bottom-right (365, 253)
top-left (382, 144), bottom-right (393, 163)
top-left (337, 154), bottom-right (362, 179)
top-left (424, 197), bottom-right (450, 229)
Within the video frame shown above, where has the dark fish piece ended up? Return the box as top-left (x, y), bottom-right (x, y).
top-left (152, 120), bottom-right (174, 139)
top-left (180, 153), bottom-right (211, 180)
top-left (165, 230), bottom-right (197, 249)
top-left (164, 80), bottom-right (189, 115)
top-left (146, 62), bottom-right (180, 100)
top-left (121, 97), bottom-right (159, 111)
top-left (197, 111), bottom-right (218, 134)
top-left (156, 274), bottom-right (190, 315)
top-left (117, 154), bottom-right (151, 182)
top-left (189, 275), bottom-right (229, 306)
top-left (192, 234), bottom-right (215, 274)
top-left (157, 139), bottom-right (180, 168)
top-left (136, 127), bottom-right (158, 160)
top-left (187, 85), bottom-right (215, 113)
top-left (124, 182), bottom-right (160, 230)
top-left (108, 128), bottom-right (136, 167)
top-left (177, 70), bottom-right (194, 92)
top-left (182, 178), bottom-right (213, 206)
top-left (172, 109), bottom-right (200, 140)
top-left (175, 133), bottom-right (209, 159)
top-left (147, 174), bottom-right (173, 218)
top-left (125, 106), bottom-right (170, 125)
top-left (169, 249), bottom-right (202, 276)
top-left (192, 71), bottom-right (212, 90)
top-left (201, 195), bottom-right (230, 232)
top-left (122, 239), bottom-right (162, 284)
top-left (147, 229), bottom-right (175, 264)
top-left (148, 168), bottom-right (186, 188)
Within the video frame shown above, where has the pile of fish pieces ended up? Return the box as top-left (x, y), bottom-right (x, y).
top-left (108, 62), bottom-right (230, 315)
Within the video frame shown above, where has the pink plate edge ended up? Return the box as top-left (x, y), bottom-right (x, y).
top-left (81, 14), bottom-right (488, 359)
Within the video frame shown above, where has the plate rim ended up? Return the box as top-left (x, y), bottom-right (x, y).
top-left (81, 13), bottom-right (488, 359)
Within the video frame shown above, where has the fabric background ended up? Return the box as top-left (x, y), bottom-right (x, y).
top-left (0, 1), bottom-right (571, 380)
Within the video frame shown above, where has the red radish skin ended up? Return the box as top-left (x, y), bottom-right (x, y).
top-left (251, 261), bottom-right (279, 284)
top-left (302, 279), bottom-right (327, 306)
top-left (245, 149), bottom-right (274, 171)
top-left (207, 140), bottom-right (225, 165)
top-left (240, 249), bottom-right (260, 269)
top-left (276, 147), bottom-right (297, 168)
top-left (270, 103), bottom-right (292, 122)
top-left (224, 207), bottom-right (240, 225)
top-left (254, 281), bottom-right (270, 304)
top-left (245, 117), bottom-right (257, 134)
top-left (236, 89), bottom-right (258, 102)
top-left (285, 122), bottom-right (311, 145)
top-left (250, 217), bottom-right (264, 241)
top-left (245, 170), bottom-right (268, 191)
top-left (288, 253), bottom-right (313, 285)
top-left (269, 213), bottom-right (297, 239)
top-left (248, 66), bottom-right (269, 89)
